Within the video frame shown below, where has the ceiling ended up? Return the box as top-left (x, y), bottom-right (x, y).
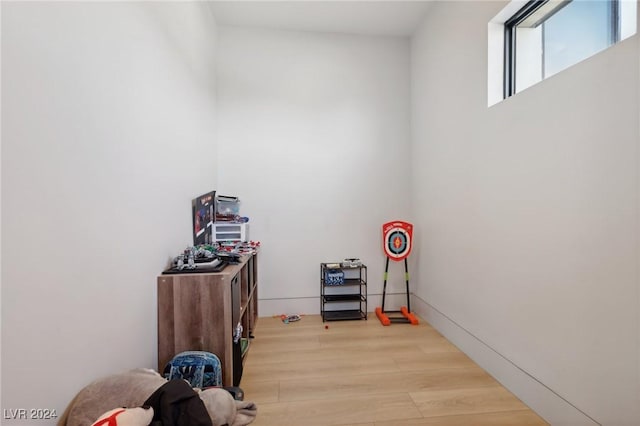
top-left (208, 1), bottom-right (434, 37)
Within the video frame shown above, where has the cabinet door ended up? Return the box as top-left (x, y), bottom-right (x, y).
top-left (157, 274), bottom-right (233, 384)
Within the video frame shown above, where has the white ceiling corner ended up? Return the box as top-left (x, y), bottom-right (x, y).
top-left (208, 0), bottom-right (434, 37)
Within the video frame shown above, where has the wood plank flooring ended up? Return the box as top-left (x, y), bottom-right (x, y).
top-left (240, 314), bottom-right (548, 426)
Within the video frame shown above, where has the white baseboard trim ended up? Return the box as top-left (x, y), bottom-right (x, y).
top-left (257, 293), bottom-right (410, 318)
top-left (410, 295), bottom-right (600, 426)
top-left (259, 297), bottom-right (320, 317)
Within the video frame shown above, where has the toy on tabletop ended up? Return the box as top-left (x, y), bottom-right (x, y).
top-left (169, 241), bottom-right (260, 273)
top-left (172, 246), bottom-right (217, 270)
top-left (195, 245), bottom-right (216, 259)
top-left (214, 240), bottom-right (261, 255)
top-left (172, 248), bottom-right (195, 271)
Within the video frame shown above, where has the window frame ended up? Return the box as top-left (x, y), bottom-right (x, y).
top-left (503, 0), bottom-right (621, 99)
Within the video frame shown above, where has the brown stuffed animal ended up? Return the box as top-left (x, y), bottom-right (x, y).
top-left (58, 369), bottom-right (256, 426)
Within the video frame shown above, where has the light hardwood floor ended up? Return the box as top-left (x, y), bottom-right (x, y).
top-left (240, 314), bottom-right (548, 426)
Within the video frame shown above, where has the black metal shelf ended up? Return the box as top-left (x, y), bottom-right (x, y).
top-left (321, 263), bottom-right (367, 322)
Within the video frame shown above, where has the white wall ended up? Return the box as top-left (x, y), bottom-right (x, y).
top-left (1, 2), bottom-right (217, 422)
top-left (411, 1), bottom-right (639, 425)
top-left (216, 26), bottom-right (411, 316)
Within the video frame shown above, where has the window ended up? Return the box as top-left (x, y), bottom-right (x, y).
top-left (503, 0), bottom-right (631, 98)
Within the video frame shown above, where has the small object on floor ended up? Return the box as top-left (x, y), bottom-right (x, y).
top-left (280, 314), bottom-right (301, 324)
top-left (324, 325), bottom-right (329, 330)
top-left (274, 314), bottom-right (302, 324)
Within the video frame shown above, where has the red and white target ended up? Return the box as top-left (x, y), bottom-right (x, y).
top-left (382, 221), bottom-right (413, 261)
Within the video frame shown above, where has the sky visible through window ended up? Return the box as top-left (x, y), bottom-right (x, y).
top-left (543, 0), bottom-right (613, 78)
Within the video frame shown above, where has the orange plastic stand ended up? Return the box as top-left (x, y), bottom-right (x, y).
top-left (375, 307), bottom-right (391, 326)
top-left (400, 306), bottom-right (419, 325)
top-left (375, 306), bottom-right (419, 326)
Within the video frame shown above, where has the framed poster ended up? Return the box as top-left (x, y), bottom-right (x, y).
top-left (192, 190), bottom-right (216, 246)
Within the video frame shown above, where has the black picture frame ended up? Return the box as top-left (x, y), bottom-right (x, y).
top-left (192, 190), bottom-right (216, 246)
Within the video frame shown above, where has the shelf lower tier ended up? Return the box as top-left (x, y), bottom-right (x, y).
top-left (323, 294), bottom-right (365, 302)
top-left (322, 310), bottom-right (367, 321)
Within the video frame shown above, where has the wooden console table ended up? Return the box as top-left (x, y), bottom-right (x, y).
top-left (157, 252), bottom-right (258, 386)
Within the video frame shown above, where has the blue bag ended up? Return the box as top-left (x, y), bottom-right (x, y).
top-left (163, 351), bottom-right (222, 388)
